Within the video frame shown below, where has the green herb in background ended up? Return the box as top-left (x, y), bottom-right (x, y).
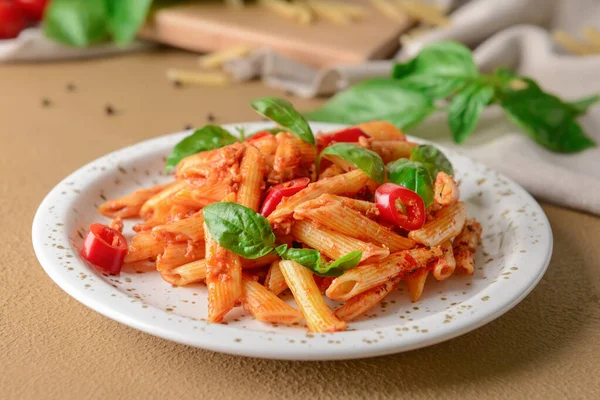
top-left (308, 41), bottom-right (599, 153)
top-left (164, 125), bottom-right (237, 172)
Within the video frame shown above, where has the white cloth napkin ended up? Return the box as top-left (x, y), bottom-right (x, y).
top-left (225, 0), bottom-right (600, 215)
top-left (0, 27), bottom-right (152, 62)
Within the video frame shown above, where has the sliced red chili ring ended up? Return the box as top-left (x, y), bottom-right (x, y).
top-left (80, 223), bottom-right (128, 275)
top-left (260, 177), bottom-right (311, 217)
top-left (375, 183), bottom-right (425, 231)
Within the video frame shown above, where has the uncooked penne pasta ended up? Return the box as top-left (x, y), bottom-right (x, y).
top-left (326, 247), bottom-right (442, 301)
top-left (123, 231), bottom-right (166, 263)
top-left (409, 202), bottom-right (467, 247)
top-left (453, 218), bottom-right (482, 275)
top-left (237, 146), bottom-right (266, 211)
top-left (369, 140), bottom-right (416, 163)
top-left (358, 121), bottom-right (406, 140)
top-left (294, 196), bottom-right (414, 251)
top-left (396, 0), bottom-right (451, 26)
top-left (264, 261), bottom-right (288, 295)
top-left (204, 224), bottom-right (243, 322)
top-left (241, 275), bottom-right (303, 324)
top-left (268, 169), bottom-right (374, 223)
top-left (291, 220), bottom-right (390, 262)
top-left (156, 242), bottom-right (205, 272)
top-left (139, 181), bottom-right (187, 220)
top-left (335, 277), bottom-right (399, 321)
top-left (434, 171), bottom-right (459, 206)
top-left (152, 211), bottom-right (205, 242)
top-left (279, 260), bottom-right (346, 332)
top-left (431, 240), bottom-right (456, 280)
top-left (98, 183), bottom-right (170, 218)
top-left (161, 259), bottom-right (207, 286)
top-left (405, 268), bottom-right (429, 302)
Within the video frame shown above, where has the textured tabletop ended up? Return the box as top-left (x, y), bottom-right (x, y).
top-left (1, 49), bottom-right (599, 400)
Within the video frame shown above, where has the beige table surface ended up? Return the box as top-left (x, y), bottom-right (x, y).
top-left (1, 49), bottom-right (599, 400)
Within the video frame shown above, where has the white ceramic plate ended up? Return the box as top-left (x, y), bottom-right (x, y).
top-left (32, 122), bottom-right (553, 360)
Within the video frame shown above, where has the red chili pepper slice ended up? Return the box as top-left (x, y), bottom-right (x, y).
top-left (375, 183), bottom-right (425, 231)
top-left (317, 127), bottom-right (369, 150)
top-left (246, 131), bottom-right (273, 142)
top-left (80, 223), bottom-right (128, 275)
top-left (260, 177), bottom-right (311, 217)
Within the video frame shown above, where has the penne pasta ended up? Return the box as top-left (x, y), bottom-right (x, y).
top-left (405, 268), bottom-right (429, 302)
top-left (294, 196), bottom-right (414, 251)
top-left (264, 261), bottom-right (288, 295)
top-left (270, 132), bottom-right (316, 184)
top-left (204, 224), bottom-right (243, 323)
top-left (326, 247), bottom-right (442, 301)
top-left (358, 121), bottom-right (406, 140)
top-left (237, 146), bottom-right (266, 211)
top-left (369, 140), bottom-right (416, 163)
top-left (409, 202), bottom-right (467, 247)
top-left (161, 259), bottom-right (207, 286)
top-left (123, 231), bottom-right (166, 263)
top-left (318, 163), bottom-right (345, 180)
top-left (431, 240), bottom-right (456, 280)
top-left (156, 242), bottom-right (205, 272)
top-left (241, 275), bottom-right (303, 324)
top-left (198, 46), bottom-right (251, 69)
top-left (279, 260), bottom-right (346, 332)
top-left (453, 218), bottom-right (482, 275)
top-left (152, 211), bottom-right (205, 243)
top-left (396, 0), bottom-right (451, 26)
top-left (172, 181), bottom-right (230, 209)
top-left (241, 253), bottom-right (281, 269)
top-left (139, 181), bottom-right (187, 220)
top-left (317, 194), bottom-right (379, 218)
top-left (99, 183), bottom-right (170, 218)
top-left (291, 220), bottom-right (390, 262)
top-left (268, 169), bottom-right (374, 223)
top-left (335, 277), bottom-right (400, 321)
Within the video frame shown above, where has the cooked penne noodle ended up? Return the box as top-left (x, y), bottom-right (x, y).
top-left (294, 196), bottom-right (414, 251)
top-left (279, 260), bottom-right (346, 332)
top-left (317, 194), bottom-right (379, 218)
top-left (409, 202), bottom-right (467, 247)
top-left (453, 218), bottom-right (482, 275)
top-left (291, 220), bottom-right (390, 262)
top-left (175, 147), bottom-right (224, 179)
top-left (264, 261), bottom-right (288, 295)
top-left (204, 224), bottom-right (243, 322)
top-left (271, 132), bottom-right (315, 183)
top-left (139, 181), bottom-right (187, 220)
top-left (241, 275), bottom-right (303, 324)
top-left (432, 240), bottom-right (456, 281)
top-left (177, 143), bottom-right (245, 183)
top-left (405, 267), bottom-right (429, 302)
top-left (434, 171), bottom-right (459, 206)
top-left (133, 201), bottom-right (173, 232)
top-left (156, 242), bottom-right (205, 272)
top-left (358, 121), bottom-right (406, 140)
top-left (268, 169), bottom-right (373, 223)
top-left (241, 253), bottom-right (280, 269)
top-left (161, 259), bottom-right (207, 286)
top-left (99, 184), bottom-right (170, 218)
top-left (172, 181), bottom-right (230, 209)
top-left (369, 140), bottom-right (416, 163)
top-left (318, 164), bottom-right (344, 180)
top-left (326, 247), bottom-right (442, 301)
top-left (335, 277), bottom-right (400, 321)
top-left (152, 211), bottom-right (205, 242)
top-left (247, 134), bottom-right (278, 171)
top-left (237, 146), bottom-right (266, 211)
top-left (123, 231), bottom-right (166, 263)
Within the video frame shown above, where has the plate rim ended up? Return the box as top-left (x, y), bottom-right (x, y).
top-left (32, 122), bottom-right (553, 360)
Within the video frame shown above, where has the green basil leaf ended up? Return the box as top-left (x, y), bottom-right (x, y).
top-left (247, 127), bottom-right (289, 138)
top-left (391, 41), bottom-right (478, 99)
top-left (448, 80), bottom-right (495, 143)
top-left (386, 159), bottom-right (434, 207)
top-left (569, 94), bottom-right (600, 116)
top-left (202, 202), bottom-right (276, 259)
top-left (105, 0), bottom-right (152, 46)
top-left (305, 78), bottom-right (434, 130)
top-left (410, 144), bottom-right (454, 178)
top-left (321, 143), bottom-right (385, 184)
top-left (165, 125), bottom-right (238, 172)
top-left (250, 97), bottom-right (315, 145)
top-left (279, 247), bottom-right (362, 277)
top-left (43, 0), bottom-right (109, 47)
top-left (499, 86), bottom-right (596, 153)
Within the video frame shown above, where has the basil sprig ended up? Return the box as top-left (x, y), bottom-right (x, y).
top-left (203, 202), bottom-right (362, 276)
top-left (386, 159), bottom-right (435, 207)
top-left (307, 41), bottom-right (598, 153)
top-left (164, 125), bottom-right (237, 172)
top-left (250, 97), bottom-right (315, 145)
top-left (321, 143), bottom-right (385, 184)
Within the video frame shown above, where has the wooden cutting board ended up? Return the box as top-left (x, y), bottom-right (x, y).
top-left (139, 1), bottom-right (411, 68)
